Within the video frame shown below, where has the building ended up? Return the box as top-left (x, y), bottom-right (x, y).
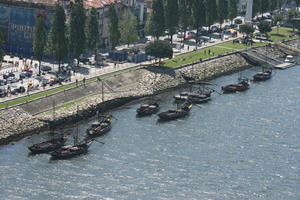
top-left (0, 0), bottom-right (130, 56)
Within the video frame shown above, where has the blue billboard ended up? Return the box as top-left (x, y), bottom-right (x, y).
top-left (0, 5), bottom-right (52, 57)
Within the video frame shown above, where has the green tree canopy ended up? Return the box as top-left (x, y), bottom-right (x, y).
top-left (253, 0), bottom-right (261, 17)
top-left (217, 0), bottom-right (228, 28)
top-left (228, 0), bottom-right (238, 23)
top-left (0, 31), bottom-right (5, 65)
top-left (192, 0), bottom-right (206, 36)
top-left (70, 0), bottom-right (86, 65)
top-left (164, 0), bottom-right (179, 43)
top-left (86, 7), bottom-right (99, 55)
top-left (178, 0), bottom-right (191, 37)
top-left (239, 24), bottom-right (255, 36)
top-left (145, 40), bottom-right (173, 66)
top-left (33, 15), bottom-right (47, 75)
top-left (149, 0), bottom-right (165, 39)
top-left (260, 0), bottom-right (270, 15)
top-left (119, 9), bottom-right (138, 46)
top-left (47, 4), bottom-right (68, 69)
top-left (258, 21), bottom-right (272, 38)
top-left (108, 6), bottom-right (120, 49)
top-left (206, 0), bottom-right (218, 28)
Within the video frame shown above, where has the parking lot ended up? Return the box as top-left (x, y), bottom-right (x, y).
top-left (0, 17), bottom-right (245, 103)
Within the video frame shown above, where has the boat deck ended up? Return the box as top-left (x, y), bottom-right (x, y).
top-left (274, 63), bottom-right (296, 70)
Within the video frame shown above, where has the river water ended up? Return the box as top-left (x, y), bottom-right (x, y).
top-left (0, 66), bottom-right (300, 200)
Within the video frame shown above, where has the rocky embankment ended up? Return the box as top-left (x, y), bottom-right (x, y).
top-left (0, 41), bottom-right (298, 145)
top-left (0, 108), bottom-right (46, 145)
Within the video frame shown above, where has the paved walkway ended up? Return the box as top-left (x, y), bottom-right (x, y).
top-left (0, 32), bottom-right (243, 104)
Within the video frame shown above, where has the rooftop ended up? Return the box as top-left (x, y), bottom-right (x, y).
top-left (1, 0), bottom-right (121, 8)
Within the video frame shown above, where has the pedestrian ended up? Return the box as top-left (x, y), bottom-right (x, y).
top-left (76, 79), bottom-right (78, 86)
top-left (187, 46), bottom-right (189, 51)
top-left (114, 63), bottom-right (116, 68)
top-left (83, 77), bottom-right (86, 86)
top-left (208, 49), bottom-right (211, 55)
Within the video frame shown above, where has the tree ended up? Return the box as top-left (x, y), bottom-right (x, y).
top-left (149, 0), bottom-right (165, 39)
top-left (270, 0), bottom-right (279, 11)
top-left (295, 0), bottom-right (300, 10)
top-left (217, 0), bottom-right (228, 28)
top-left (0, 31), bottom-right (5, 67)
top-left (86, 7), bottom-right (99, 56)
top-left (33, 16), bottom-right (46, 76)
top-left (178, 0), bottom-right (191, 39)
top-left (253, 0), bottom-right (261, 17)
top-left (239, 24), bottom-right (254, 36)
top-left (47, 4), bottom-right (68, 70)
top-left (206, 0), bottom-right (218, 29)
top-left (258, 21), bottom-right (272, 39)
top-left (273, 13), bottom-right (283, 34)
top-left (192, 0), bottom-right (206, 37)
top-left (119, 9), bottom-right (138, 47)
top-left (228, 0), bottom-right (237, 24)
top-left (70, 0), bottom-right (86, 66)
top-left (260, 0), bottom-right (270, 16)
top-left (108, 6), bottom-right (120, 49)
top-left (145, 40), bottom-right (173, 66)
top-left (164, 0), bottom-right (179, 43)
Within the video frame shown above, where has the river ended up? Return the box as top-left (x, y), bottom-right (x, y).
top-left (0, 66), bottom-right (299, 200)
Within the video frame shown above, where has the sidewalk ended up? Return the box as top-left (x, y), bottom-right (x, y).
top-left (0, 32), bottom-right (242, 104)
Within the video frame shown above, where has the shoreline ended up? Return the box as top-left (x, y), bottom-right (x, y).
top-left (0, 41), bottom-right (298, 145)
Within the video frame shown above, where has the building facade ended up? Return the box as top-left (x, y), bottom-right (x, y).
top-left (0, 0), bottom-right (130, 56)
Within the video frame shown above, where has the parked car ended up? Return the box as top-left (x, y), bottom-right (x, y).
top-left (211, 26), bottom-right (220, 33)
top-left (177, 32), bottom-right (184, 38)
top-left (41, 65), bottom-right (52, 72)
top-left (188, 31), bottom-right (197, 38)
top-left (234, 19), bottom-right (243, 24)
top-left (57, 73), bottom-right (70, 82)
top-left (19, 71), bottom-right (32, 79)
top-left (10, 85), bottom-right (25, 95)
top-left (6, 77), bottom-right (19, 84)
top-left (0, 88), bottom-right (7, 97)
top-left (3, 72), bottom-right (15, 79)
top-left (49, 77), bottom-right (60, 86)
top-left (79, 57), bottom-right (89, 64)
top-left (0, 79), bottom-right (7, 86)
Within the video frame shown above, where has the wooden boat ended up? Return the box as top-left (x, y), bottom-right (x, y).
top-left (174, 93), bottom-right (211, 104)
top-left (28, 136), bottom-right (68, 154)
top-left (158, 101), bottom-right (192, 121)
top-left (222, 79), bottom-right (249, 93)
top-left (253, 69), bottom-right (272, 81)
top-left (136, 102), bottom-right (160, 116)
top-left (86, 115), bottom-right (112, 138)
top-left (50, 139), bottom-right (93, 159)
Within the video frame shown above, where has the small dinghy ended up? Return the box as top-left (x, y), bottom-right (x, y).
top-left (253, 69), bottom-right (272, 81)
top-left (158, 101), bottom-right (192, 121)
top-left (86, 115), bottom-right (112, 138)
top-left (28, 135), bottom-right (68, 154)
top-left (222, 79), bottom-right (250, 93)
top-left (136, 102), bottom-right (160, 116)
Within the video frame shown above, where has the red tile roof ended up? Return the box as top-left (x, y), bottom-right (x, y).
top-left (6, 0), bottom-right (121, 8)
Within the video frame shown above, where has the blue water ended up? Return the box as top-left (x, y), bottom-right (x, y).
top-left (0, 66), bottom-right (300, 200)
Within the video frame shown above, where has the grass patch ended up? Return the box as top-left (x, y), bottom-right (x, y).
top-left (269, 27), bottom-right (298, 42)
top-left (0, 66), bottom-right (138, 109)
top-left (163, 41), bottom-right (265, 68)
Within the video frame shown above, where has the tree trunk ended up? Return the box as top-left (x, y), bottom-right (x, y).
top-left (58, 60), bottom-right (61, 72)
top-left (38, 60), bottom-right (41, 76)
top-left (170, 34), bottom-right (173, 44)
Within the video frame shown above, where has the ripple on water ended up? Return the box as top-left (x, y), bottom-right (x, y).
top-left (0, 67), bottom-right (300, 199)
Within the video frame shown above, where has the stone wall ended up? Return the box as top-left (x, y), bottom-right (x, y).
top-left (137, 54), bottom-right (249, 94)
top-left (0, 108), bottom-right (46, 145)
top-left (0, 53), bottom-right (256, 145)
